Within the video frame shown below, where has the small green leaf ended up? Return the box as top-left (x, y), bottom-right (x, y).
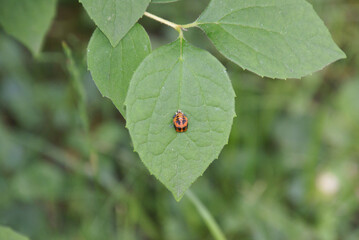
top-left (0, 226), bottom-right (29, 240)
top-left (198, 0), bottom-right (346, 79)
top-left (79, 0), bottom-right (151, 47)
top-left (0, 0), bottom-right (57, 56)
top-left (125, 38), bottom-right (235, 200)
top-left (87, 24), bottom-right (151, 116)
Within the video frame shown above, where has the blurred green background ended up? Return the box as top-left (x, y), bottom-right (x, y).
top-left (0, 0), bottom-right (358, 239)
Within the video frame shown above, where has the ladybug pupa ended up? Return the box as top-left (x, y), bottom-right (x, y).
top-left (173, 110), bottom-right (188, 133)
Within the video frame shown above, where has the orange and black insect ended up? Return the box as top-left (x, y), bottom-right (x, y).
top-left (173, 110), bottom-right (188, 133)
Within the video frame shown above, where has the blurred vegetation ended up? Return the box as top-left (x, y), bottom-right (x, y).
top-left (0, 0), bottom-right (358, 239)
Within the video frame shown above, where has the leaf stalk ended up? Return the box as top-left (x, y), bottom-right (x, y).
top-left (143, 12), bottom-right (198, 35)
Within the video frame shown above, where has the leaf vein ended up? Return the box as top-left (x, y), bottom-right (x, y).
top-left (216, 24), bottom-right (291, 72)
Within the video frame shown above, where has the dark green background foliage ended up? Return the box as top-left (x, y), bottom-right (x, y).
top-left (0, 0), bottom-right (358, 239)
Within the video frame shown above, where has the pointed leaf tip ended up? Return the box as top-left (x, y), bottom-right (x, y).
top-left (80, 0), bottom-right (151, 46)
top-left (0, 0), bottom-right (57, 56)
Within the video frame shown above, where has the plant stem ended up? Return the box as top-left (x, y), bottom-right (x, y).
top-left (181, 22), bottom-right (199, 29)
top-left (143, 12), bottom-right (198, 33)
top-left (186, 190), bottom-right (227, 240)
top-left (144, 12), bottom-right (181, 32)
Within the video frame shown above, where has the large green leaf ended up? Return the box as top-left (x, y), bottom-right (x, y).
top-left (87, 24), bottom-right (151, 116)
top-left (197, 0), bottom-right (346, 79)
top-left (0, 226), bottom-right (29, 240)
top-left (125, 38), bottom-right (236, 200)
top-left (0, 0), bottom-right (57, 56)
top-left (79, 0), bottom-right (150, 47)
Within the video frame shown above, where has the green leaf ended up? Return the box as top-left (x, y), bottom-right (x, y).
top-left (197, 0), bottom-right (346, 79)
top-left (87, 24), bottom-right (151, 116)
top-left (125, 38), bottom-right (236, 200)
top-left (0, 226), bottom-right (29, 240)
top-left (152, 0), bottom-right (179, 3)
top-left (0, 0), bottom-right (57, 56)
top-left (79, 0), bottom-right (151, 47)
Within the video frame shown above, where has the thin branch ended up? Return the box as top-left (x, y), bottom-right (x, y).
top-left (144, 12), bottom-right (180, 31)
top-left (181, 22), bottom-right (199, 29)
top-left (143, 12), bottom-right (198, 33)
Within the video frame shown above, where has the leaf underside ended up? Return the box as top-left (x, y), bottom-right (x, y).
top-left (0, 0), bottom-right (57, 56)
top-left (87, 24), bottom-right (151, 117)
top-left (198, 0), bottom-right (346, 79)
top-left (125, 39), bottom-right (236, 200)
top-left (80, 0), bottom-right (151, 47)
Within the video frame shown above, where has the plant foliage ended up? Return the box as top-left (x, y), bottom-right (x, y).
top-left (0, 0), bottom-right (345, 200)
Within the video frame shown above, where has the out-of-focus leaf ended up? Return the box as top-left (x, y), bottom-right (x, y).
top-left (0, 226), bottom-right (29, 240)
top-left (0, 0), bottom-right (57, 55)
top-left (11, 163), bottom-right (64, 201)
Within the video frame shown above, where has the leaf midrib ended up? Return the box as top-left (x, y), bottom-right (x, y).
top-left (145, 58), bottom-right (180, 160)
